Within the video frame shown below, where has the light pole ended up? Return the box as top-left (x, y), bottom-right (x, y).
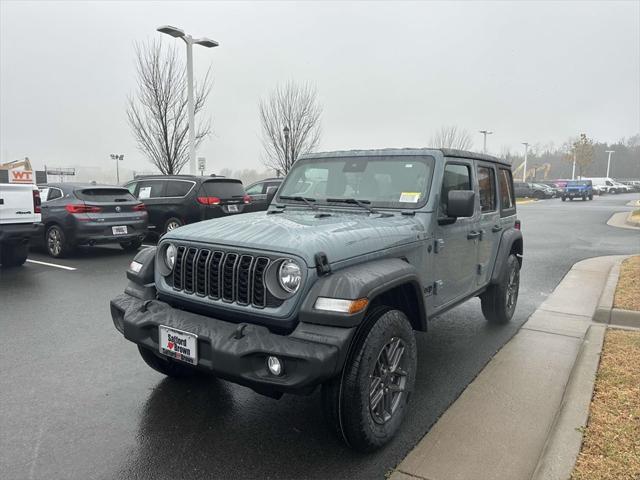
top-left (479, 130), bottom-right (493, 154)
top-left (605, 150), bottom-right (615, 178)
top-left (521, 143), bottom-right (529, 182)
top-left (283, 126), bottom-right (290, 172)
top-left (157, 25), bottom-right (218, 175)
top-left (110, 154), bottom-right (124, 184)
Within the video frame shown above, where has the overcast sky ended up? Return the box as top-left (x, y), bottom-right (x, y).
top-left (1, 0), bottom-right (639, 176)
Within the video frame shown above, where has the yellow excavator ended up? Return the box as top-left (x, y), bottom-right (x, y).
top-left (0, 157), bottom-right (34, 183)
top-left (512, 161), bottom-right (551, 181)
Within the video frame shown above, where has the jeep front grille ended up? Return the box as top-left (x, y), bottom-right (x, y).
top-left (172, 246), bottom-right (281, 308)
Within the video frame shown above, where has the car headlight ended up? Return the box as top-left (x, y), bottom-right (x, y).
top-left (164, 243), bottom-right (177, 270)
top-left (278, 259), bottom-right (302, 293)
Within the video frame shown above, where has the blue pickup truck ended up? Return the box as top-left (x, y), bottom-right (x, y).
top-left (561, 180), bottom-right (594, 201)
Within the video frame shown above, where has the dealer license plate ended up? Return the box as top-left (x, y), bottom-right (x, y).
top-left (159, 325), bottom-right (198, 365)
top-left (227, 204), bottom-right (239, 213)
top-left (112, 226), bottom-right (128, 235)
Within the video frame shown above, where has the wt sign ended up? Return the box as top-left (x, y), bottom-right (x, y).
top-left (9, 169), bottom-right (33, 184)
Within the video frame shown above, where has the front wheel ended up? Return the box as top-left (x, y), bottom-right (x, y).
top-left (163, 217), bottom-right (183, 235)
top-left (481, 254), bottom-right (520, 324)
top-left (561, 196), bottom-right (566, 202)
top-left (0, 242), bottom-right (28, 268)
top-left (322, 307), bottom-right (417, 452)
top-left (589, 194), bottom-right (593, 200)
top-left (46, 225), bottom-right (71, 258)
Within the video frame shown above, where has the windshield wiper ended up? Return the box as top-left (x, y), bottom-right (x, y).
top-left (326, 197), bottom-right (382, 215)
top-left (278, 195), bottom-right (319, 210)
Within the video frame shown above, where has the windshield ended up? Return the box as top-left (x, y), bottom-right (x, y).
top-left (277, 155), bottom-right (434, 209)
top-left (566, 181), bottom-right (590, 187)
top-left (201, 180), bottom-right (245, 199)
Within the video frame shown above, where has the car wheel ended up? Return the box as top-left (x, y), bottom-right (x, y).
top-left (589, 194), bottom-right (593, 200)
top-left (46, 225), bottom-right (71, 258)
top-left (561, 196), bottom-right (566, 202)
top-left (322, 307), bottom-right (417, 452)
top-left (481, 254), bottom-right (520, 324)
top-left (582, 195), bottom-right (586, 201)
top-left (534, 191), bottom-right (545, 199)
top-left (137, 345), bottom-right (198, 378)
top-left (120, 239), bottom-right (143, 251)
top-left (569, 197), bottom-right (573, 201)
top-left (0, 242), bottom-right (28, 268)
top-left (163, 217), bottom-right (183, 234)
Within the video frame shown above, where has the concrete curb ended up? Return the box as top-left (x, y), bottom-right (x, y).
top-left (606, 211), bottom-right (640, 230)
top-left (625, 211), bottom-right (640, 227)
top-left (389, 255), bottom-right (628, 480)
top-left (593, 256), bottom-right (640, 328)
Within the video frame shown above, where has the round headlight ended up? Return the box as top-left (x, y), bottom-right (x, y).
top-left (164, 243), bottom-right (177, 270)
top-left (278, 259), bottom-right (302, 293)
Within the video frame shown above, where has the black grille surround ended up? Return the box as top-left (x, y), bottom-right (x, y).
top-left (170, 245), bottom-right (285, 309)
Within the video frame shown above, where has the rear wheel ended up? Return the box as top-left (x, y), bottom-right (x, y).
top-left (589, 194), bottom-right (593, 200)
top-left (163, 217), bottom-right (183, 235)
top-left (0, 242), bottom-right (28, 268)
top-left (481, 254), bottom-right (520, 324)
top-left (534, 190), bottom-right (545, 199)
top-left (120, 239), bottom-right (143, 251)
top-left (46, 225), bottom-right (71, 258)
top-left (322, 307), bottom-right (417, 452)
top-left (561, 196), bottom-right (566, 202)
top-left (582, 195), bottom-right (586, 201)
top-left (137, 345), bottom-right (198, 378)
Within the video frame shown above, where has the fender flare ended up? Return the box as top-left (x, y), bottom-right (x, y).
top-left (489, 228), bottom-right (523, 284)
top-left (298, 257), bottom-right (427, 330)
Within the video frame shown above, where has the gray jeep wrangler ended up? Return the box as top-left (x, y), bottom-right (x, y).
top-left (110, 148), bottom-right (522, 451)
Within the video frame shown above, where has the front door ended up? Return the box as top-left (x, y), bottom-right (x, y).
top-left (433, 160), bottom-right (479, 309)
top-left (475, 162), bottom-right (501, 286)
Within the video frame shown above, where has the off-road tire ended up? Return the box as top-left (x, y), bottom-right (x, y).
top-left (163, 217), bottom-right (183, 235)
top-left (0, 242), bottom-right (28, 268)
top-left (321, 307), bottom-right (417, 452)
top-left (46, 225), bottom-right (72, 258)
top-left (582, 195), bottom-right (586, 201)
top-left (561, 196), bottom-right (566, 202)
top-left (589, 194), bottom-right (593, 200)
top-left (120, 239), bottom-right (143, 251)
top-left (137, 345), bottom-right (197, 378)
top-left (480, 254), bottom-right (520, 324)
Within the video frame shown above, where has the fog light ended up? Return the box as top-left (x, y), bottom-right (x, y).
top-left (266, 356), bottom-right (283, 376)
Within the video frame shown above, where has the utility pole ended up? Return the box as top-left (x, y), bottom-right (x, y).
top-left (157, 25), bottom-right (219, 175)
top-left (571, 151), bottom-right (576, 180)
top-left (479, 130), bottom-right (493, 154)
top-left (521, 143), bottom-right (529, 182)
top-left (605, 150), bottom-right (615, 178)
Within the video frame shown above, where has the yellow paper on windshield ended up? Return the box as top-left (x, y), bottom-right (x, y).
top-left (399, 192), bottom-right (421, 203)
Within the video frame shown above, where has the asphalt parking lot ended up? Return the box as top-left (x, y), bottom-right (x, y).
top-left (1, 194), bottom-right (638, 480)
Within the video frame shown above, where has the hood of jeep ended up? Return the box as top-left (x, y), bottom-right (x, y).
top-left (163, 210), bottom-right (426, 266)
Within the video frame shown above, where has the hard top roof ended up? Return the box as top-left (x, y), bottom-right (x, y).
top-left (131, 174), bottom-right (241, 182)
top-left (300, 148), bottom-right (510, 167)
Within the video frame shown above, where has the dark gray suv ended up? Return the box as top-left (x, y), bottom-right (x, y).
top-left (110, 148), bottom-right (522, 451)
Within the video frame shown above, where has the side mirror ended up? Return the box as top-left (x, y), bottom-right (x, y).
top-left (266, 186), bottom-right (278, 204)
top-left (447, 190), bottom-right (475, 218)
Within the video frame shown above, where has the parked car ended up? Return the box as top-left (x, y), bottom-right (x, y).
top-left (35, 183), bottom-right (148, 258)
top-left (111, 148), bottom-right (522, 451)
top-left (0, 183), bottom-right (41, 267)
top-left (124, 175), bottom-right (251, 235)
top-left (583, 177), bottom-right (628, 194)
top-left (532, 183), bottom-right (557, 197)
top-left (513, 181), bottom-right (553, 199)
top-left (244, 177), bottom-right (283, 210)
top-left (561, 180), bottom-right (594, 201)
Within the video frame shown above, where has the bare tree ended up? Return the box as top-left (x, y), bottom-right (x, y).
top-left (259, 81), bottom-right (322, 174)
top-left (564, 133), bottom-right (594, 177)
top-left (429, 126), bottom-right (474, 150)
top-left (127, 40), bottom-right (212, 175)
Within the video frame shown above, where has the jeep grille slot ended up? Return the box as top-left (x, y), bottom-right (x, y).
top-left (169, 246), bottom-right (283, 309)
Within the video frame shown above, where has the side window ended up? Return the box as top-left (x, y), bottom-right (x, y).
top-left (165, 181), bottom-right (193, 197)
top-left (137, 180), bottom-right (165, 199)
top-left (125, 182), bottom-right (138, 196)
top-left (245, 182), bottom-right (264, 195)
top-left (498, 169), bottom-right (515, 211)
top-left (48, 188), bottom-right (63, 201)
top-left (477, 166), bottom-right (496, 212)
top-left (441, 163), bottom-right (471, 216)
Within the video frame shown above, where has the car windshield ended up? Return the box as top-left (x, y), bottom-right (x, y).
top-left (277, 155), bottom-right (434, 209)
top-left (566, 181), bottom-right (589, 187)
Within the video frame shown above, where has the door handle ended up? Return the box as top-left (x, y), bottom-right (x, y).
top-left (491, 224), bottom-right (503, 232)
top-left (467, 231), bottom-right (481, 240)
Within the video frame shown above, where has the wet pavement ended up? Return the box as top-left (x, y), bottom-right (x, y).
top-left (1, 193), bottom-right (638, 480)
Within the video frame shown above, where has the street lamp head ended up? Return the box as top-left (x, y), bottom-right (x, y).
top-left (283, 126), bottom-right (290, 138)
top-left (195, 38), bottom-right (219, 48)
top-left (157, 25), bottom-right (185, 38)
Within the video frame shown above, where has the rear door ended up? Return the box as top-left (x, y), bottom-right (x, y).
top-left (135, 180), bottom-right (167, 229)
top-left (199, 180), bottom-right (248, 219)
top-left (475, 162), bottom-right (501, 286)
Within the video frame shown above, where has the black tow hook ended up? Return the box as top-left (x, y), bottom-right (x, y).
top-left (233, 323), bottom-right (248, 339)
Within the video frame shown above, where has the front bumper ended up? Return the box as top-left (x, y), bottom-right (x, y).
top-left (110, 293), bottom-right (355, 396)
top-left (563, 191), bottom-right (589, 198)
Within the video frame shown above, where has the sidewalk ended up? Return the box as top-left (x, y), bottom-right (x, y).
top-left (390, 255), bottom-right (629, 480)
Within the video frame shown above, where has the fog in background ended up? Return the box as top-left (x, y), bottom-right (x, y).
top-left (1, 0), bottom-right (639, 182)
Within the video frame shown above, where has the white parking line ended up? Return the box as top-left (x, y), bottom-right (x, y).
top-left (26, 259), bottom-right (77, 271)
